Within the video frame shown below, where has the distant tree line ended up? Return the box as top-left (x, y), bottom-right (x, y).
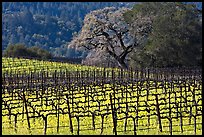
top-left (2, 2), bottom-right (133, 57)
top-left (2, 44), bottom-right (84, 64)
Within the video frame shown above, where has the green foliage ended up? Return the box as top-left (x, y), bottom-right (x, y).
top-left (3, 44), bottom-right (30, 58)
top-left (2, 57), bottom-right (109, 74)
top-left (125, 2), bottom-right (202, 68)
top-left (3, 44), bottom-right (52, 60)
top-left (2, 2), bottom-right (133, 57)
top-left (28, 46), bottom-right (52, 59)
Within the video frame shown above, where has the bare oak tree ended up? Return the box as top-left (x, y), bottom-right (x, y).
top-left (69, 7), bottom-right (152, 69)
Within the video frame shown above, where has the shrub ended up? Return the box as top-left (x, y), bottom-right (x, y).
top-left (3, 44), bottom-right (52, 59)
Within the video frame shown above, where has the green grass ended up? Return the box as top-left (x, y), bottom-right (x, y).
top-left (2, 57), bottom-right (115, 74)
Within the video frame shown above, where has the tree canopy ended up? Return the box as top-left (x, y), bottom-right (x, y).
top-left (124, 2), bottom-right (202, 68)
top-left (3, 44), bottom-right (52, 59)
top-left (69, 7), bottom-right (152, 69)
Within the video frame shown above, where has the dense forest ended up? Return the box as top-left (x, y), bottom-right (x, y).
top-left (2, 2), bottom-right (134, 57)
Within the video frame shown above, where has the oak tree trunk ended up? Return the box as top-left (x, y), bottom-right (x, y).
top-left (117, 58), bottom-right (128, 69)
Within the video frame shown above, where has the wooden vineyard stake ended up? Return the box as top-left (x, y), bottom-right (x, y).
top-left (66, 94), bottom-right (73, 134)
top-left (12, 76), bottom-right (14, 100)
top-left (8, 105), bottom-right (11, 125)
top-left (147, 110), bottom-right (150, 132)
top-left (189, 106), bottom-right (192, 125)
top-left (100, 114), bottom-right (105, 135)
top-left (57, 94), bottom-right (60, 133)
top-left (145, 101), bottom-right (150, 132)
top-left (133, 117), bottom-right (137, 135)
top-left (164, 79), bottom-right (167, 96)
top-left (124, 112), bottom-right (128, 132)
top-left (41, 71), bottom-right (44, 95)
top-left (124, 84), bottom-right (128, 132)
top-left (22, 89), bottom-right (31, 129)
top-left (110, 93), bottom-right (117, 135)
top-left (43, 115), bottom-right (47, 135)
top-left (155, 94), bottom-right (162, 132)
top-left (193, 86), bottom-right (198, 135)
top-left (194, 114), bottom-right (197, 135)
top-left (169, 83), bottom-right (172, 135)
top-left (179, 83), bottom-right (184, 127)
top-left (174, 91), bottom-right (179, 119)
top-left (71, 87), bottom-right (74, 111)
top-left (136, 81), bottom-right (139, 128)
top-left (76, 116), bottom-right (80, 135)
top-left (178, 77), bottom-right (184, 133)
top-left (36, 73), bottom-right (39, 99)
top-left (14, 113), bottom-right (18, 133)
top-left (179, 111), bottom-right (183, 133)
top-left (92, 112), bottom-right (95, 130)
top-left (146, 84), bottom-right (149, 101)
top-left (184, 79), bottom-right (187, 112)
top-left (87, 86), bottom-right (90, 115)
top-left (54, 70), bottom-right (57, 85)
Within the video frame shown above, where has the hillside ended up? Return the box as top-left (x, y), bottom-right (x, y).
top-left (2, 2), bottom-right (134, 57)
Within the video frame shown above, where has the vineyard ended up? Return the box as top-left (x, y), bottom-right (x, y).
top-left (2, 57), bottom-right (104, 74)
top-left (2, 57), bottom-right (202, 135)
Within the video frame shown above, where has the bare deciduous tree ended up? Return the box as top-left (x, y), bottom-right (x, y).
top-left (69, 7), bottom-right (152, 69)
